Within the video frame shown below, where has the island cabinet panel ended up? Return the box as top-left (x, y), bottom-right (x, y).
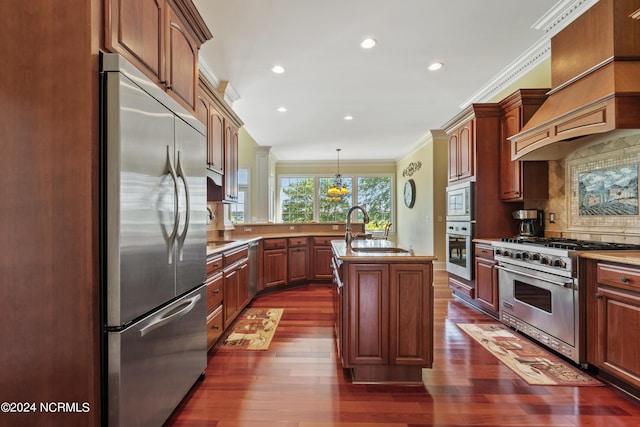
top-left (347, 264), bottom-right (389, 365)
top-left (389, 264), bottom-right (433, 366)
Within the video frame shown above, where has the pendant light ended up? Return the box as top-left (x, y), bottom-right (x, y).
top-left (327, 148), bottom-right (348, 201)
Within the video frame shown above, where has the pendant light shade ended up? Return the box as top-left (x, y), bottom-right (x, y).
top-left (327, 148), bottom-right (348, 201)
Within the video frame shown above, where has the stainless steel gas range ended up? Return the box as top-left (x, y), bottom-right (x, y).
top-left (492, 237), bottom-right (640, 366)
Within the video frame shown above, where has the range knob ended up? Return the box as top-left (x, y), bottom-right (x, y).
top-left (553, 259), bottom-right (567, 268)
top-left (514, 252), bottom-right (523, 259)
top-left (495, 249), bottom-right (502, 256)
top-left (540, 256), bottom-right (550, 265)
top-left (522, 252), bottom-right (531, 260)
top-left (532, 253), bottom-right (541, 261)
top-left (503, 250), bottom-right (512, 257)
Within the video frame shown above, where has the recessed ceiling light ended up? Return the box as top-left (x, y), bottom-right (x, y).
top-left (277, 107), bottom-right (287, 112)
top-left (428, 62), bottom-right (443, 71)
top-left (272, 65), bottom-right (285, 74)
top-left (344, 115), bottom-right (354, 121)
top-left (360, 38), bottom-right (377, 49)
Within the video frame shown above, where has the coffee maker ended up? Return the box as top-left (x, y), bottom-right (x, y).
top-left (512, 209), bottom-right (544, 237)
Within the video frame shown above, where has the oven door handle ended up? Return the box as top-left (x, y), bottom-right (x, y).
top-left (496, 265), bottom-right (575, 289)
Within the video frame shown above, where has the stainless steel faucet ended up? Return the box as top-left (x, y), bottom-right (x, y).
top-left (345, 205), bottom-right (370, 246)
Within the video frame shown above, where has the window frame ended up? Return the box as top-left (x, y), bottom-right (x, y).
top-left (276, 173), bottom-right (395, 231)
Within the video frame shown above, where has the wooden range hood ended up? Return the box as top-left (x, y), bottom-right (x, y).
top-left (510, 0), bottom-right (640, 160)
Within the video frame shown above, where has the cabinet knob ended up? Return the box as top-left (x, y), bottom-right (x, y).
top-left (595, 293), bottom-right (603, 299)
top-left (621, 276), bottom-right (630, 283)
top-left (213, 289), bottom-right (220, 294)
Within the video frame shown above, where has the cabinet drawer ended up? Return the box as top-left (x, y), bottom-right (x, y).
top-left (313, 236), bottom-right (337, 246)
top-left (206, 273), bottom-right (223, 312)
top-left (288, 237), bottom-right (308, 247)
top-left (224, 246), bottom-right (248, 267)
top-left (206, 306), bottom-right (224, 349)
top-left (474, 245), bottom-right (494, 260)
top-left (597, 263), bottom-right (640, 291)
top-left (448, 276), bottom-right (474, 298)
top-left (264, 238), bottom-right (287, 250)
top-left (206, 254), bottom-right (223, 276)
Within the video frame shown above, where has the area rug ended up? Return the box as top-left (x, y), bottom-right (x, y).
top-left (458, 323), bottom-right (601, 386)
top-left (219, 308), bottom-right (283, 350)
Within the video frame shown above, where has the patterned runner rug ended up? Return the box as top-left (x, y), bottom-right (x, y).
top-left (219, 308), bottom-right (283, 350)
top-left (458, 323), bottom-right (602, 386)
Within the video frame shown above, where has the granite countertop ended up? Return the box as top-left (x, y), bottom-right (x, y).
top-left (331, 240), bottom-right (437, 262)
top-left (473, 237), bottom-right (502, 245)
top-left (579, 251), bottom-right (640, 267)
top-left (206, 232), bottom-right (345, 256)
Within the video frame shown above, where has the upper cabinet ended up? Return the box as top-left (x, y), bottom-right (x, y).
top-left (104, 0), bottom-right (212, 112)
top-left (447, 119), bottom-right (474, 182)
top-left (198, 74), bottom-right (243, 202)
top-left (499, 89), bottom-right (550, 202)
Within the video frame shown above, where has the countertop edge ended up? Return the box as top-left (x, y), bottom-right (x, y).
top-left (579, 251), bottom-right (640, 266)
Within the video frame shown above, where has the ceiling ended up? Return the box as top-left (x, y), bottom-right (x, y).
top-left (192, 0), bottom-right (580, 162)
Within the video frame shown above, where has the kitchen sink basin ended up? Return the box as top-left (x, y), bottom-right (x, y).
top-left (350, 247), bottom-right (410, 253)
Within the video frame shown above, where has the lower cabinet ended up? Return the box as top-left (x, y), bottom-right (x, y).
top-left (474, 243), bottom-right (498, 313)
top-left (263, 238), bottom-right (288, 288)
top-left (222, 245), bottom-right (249, 330)
top-left (288, 237), bottom-right (309, 283)
top-left (336, 260), bottom-right (433, 383)
top-left (313, 237), bottom-right (336, 280)
top-left (206, 254), bottom-right (224, 349)
top-left (586, 260), bottom-right (640, 389)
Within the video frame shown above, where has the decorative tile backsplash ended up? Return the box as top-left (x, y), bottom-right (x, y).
top-left (530, 132), bottom-right (640, 244)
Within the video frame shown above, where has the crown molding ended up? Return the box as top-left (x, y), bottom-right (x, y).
top-left (458, 0), bottom-right (597, 108)
top-left (198, 54), bottom-right (241, 105)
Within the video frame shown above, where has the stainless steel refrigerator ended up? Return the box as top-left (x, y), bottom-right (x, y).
top-left (101, 53), bottom-right (207, 427)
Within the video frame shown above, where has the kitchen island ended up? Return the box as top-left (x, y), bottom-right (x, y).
top-left (331, 240), bottom-right (436, 384)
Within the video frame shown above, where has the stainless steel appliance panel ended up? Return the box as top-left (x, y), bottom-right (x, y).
top-left (174, 117), bottom-right (207, 296)
top-left (445, 221), bottom-right (473, 280)
top-left (107, 285), bottom-right (207, 427)
top-left (446, 182), bottom-right (474, 221)
top-left (498, 263), bottom-right (576, 346)
top-left (106, 72), bottom-right (177, 326)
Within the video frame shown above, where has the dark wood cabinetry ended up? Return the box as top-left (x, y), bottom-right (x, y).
top-left (263, 238), bottom-right (288, 288)
top-left (206, 254), bottom-right (224, 349)
top-left (288, 237), bottom-right (309, 283)
top-left (104, 0), bottom-right (212, 112)
top-left (499, 90), bottom-right (549, 201)
top-left (222, 245), bottom-right (249, 327)
top-left (312, 237), bottom-right (336, 280)
top-left (224, 121), bottom-right (240, 202)
top-left (585, 259), bottom-right (640, 390)
top-left (447, 119), bottom-right (474, 182)
top-left (332, 244), bottom-right (433, 383)
top-left (474, 244), bottom-right (498, 313)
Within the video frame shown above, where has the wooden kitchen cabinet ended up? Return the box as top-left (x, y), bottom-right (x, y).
top-left (499, 89), bottom-right (549, 201)
top-left (104, 0), bottom-right (212, 112)
top-left (288, 237), bottom-right (309, 283)
top-left (224, 121), bottom-right (240, 202)
top-left (334, 252), bottom-right (433, 383)
top-left (585, 260), bottom-right (640, 389)
top-left (474, 243), bottom-right (498, 313)
top-left (312, 236), bottom-right (337, 280)
top-left (447, 119), bottom-right (474, 182)
top-left (206, 254), bottom-right (224, 349)
top-left (263, 238), bottom-right (288, 288)
top-left (222, 245), bottom-right (249, 327)
top-left (197, 78), bottom-right (225, 175)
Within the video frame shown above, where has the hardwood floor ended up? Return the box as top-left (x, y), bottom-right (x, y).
top-left (166, 270), bottom-right (640, 426)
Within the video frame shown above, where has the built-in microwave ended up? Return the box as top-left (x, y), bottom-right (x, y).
top-left (446, 182), bottom-right (474, 221)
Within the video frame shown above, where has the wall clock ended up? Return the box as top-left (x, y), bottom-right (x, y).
top-left (404, 179), bottom-right (416, 208)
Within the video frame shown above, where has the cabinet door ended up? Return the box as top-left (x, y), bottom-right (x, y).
top-left (500, 107), bottom-right (521, 200)
top-left (595, 286), bottom-right (640, 388)
top-left (237, 261), bottom-right (249, 310)
top-left (105, 0), bottom-right (164, 83)
top-left (224, 121), bottom-right (239, 201)
top-left (209, 110), bottom-right (225, 174)
top-left (347, 264), bottom-right (389, 365)
top-left (165, 2), bottom-right (198, 110)
top-left (223, 267), bottom-right (239, 326)
top-left (313, 245), bottom-right (334, 280)
top-left (264, 248), bottom-right (288, 287)
top-left (475, 257), bottom-right (498, 312)
top-left (389, 263), bottom-right (432, 366)
top-left (288, 246), bottom-right (308, 283)
top-left (447, 132), bottom-right (459, 181)
top-left (457, 122), bottom-right (474, 180)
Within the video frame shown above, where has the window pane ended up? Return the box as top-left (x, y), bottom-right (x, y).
top-left (280, 177), bottom-right (314, 222)
top-left (231, 190), bottom-right (245, 224)
top-left (357, 176), bottom-right (392, 231)
top-left (319, 177), bottom-right (352, 222)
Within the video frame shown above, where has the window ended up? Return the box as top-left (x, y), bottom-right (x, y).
top-left (231, 169), bottom-right (249, 224)
top-left (277, 174), bottom-right (393, 229)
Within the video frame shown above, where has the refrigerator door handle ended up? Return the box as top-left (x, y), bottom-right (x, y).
top-left (139, 293), bottom-right (201, 337)
top-left (175, 150), bottom-right (191, 262)
top-left (161, 145), bottom-right (180, 264)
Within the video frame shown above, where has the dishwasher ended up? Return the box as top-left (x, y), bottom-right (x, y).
top-left (247, 241), bottom-right (259, 298)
